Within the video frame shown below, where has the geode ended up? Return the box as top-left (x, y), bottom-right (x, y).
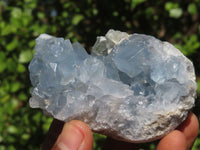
top-left (29, 29), bottom-right (196, 142)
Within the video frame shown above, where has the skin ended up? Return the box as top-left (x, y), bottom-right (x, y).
top-left (42, 112), bottom-right (199, 150)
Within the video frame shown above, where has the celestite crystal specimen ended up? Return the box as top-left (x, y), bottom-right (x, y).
top-left (29, 30), bottom-right (196, 142)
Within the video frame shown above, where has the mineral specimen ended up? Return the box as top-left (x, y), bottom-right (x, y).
top-left (29, 30), bottom-right (196, 142)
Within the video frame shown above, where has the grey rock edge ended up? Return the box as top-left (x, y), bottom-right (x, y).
top-left (29, 29), bottom-right (197, 143)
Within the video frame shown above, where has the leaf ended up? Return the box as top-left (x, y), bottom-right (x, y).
top-left (7, 125), bottom-right (18, 134)
top-left (21, 134), bottom-right (30, 140)
top-left (10, 82), bottom-right (21, 93)
top-left (165, 2), bottom-right (179, 11)
top-left (62, 12), bottom-right (68, 18)
top-left (42, 117), bottom-right (53, 131)
top-left (131, 0), bottom-right (146, 9)
top-left (1, 95), bottom-right (10, 103)
top-left (18, 50), bottom-right (33, 63)
top-left (7, 136), bottom-right (15, 143)
top-left (37, 12), bottom-right (45, 19)
top-left (6, 58), bottom-right (17, 72)
top-left (0, 62), bottom-right (6, 73)
top-left (0, 51), bottom-right (5, 60)
top-left (17, 63), bottom-right (26, 73)
top-left (112, 11), bottom-right (119, 17)
top-left (11, 7), bottom-right (22, 19)
top-left (6, 38), bottom-right (18, 51)
top-left (10, 98), bottom-right (19, 109)
top-left (192, 137), bottom-right (200, 150)
top-left (188, 3), bottom-right (197, 15)
top-left (72, 14), bottom-right (84, 25)
top-left (173, 32), bottom-right (182, 39)
top-left (0, 135), bottom-right (3, 142)
top-left (18, 92), bottom-right (27, 101)
top-left (28, 40), bottom-right (35, 48)
top-left (169, 8), bottom-right (183, 19)
top-left (165, 2), bottom-right (182, 19)
top-left (92, 8), bottom-right (98, 16)
top-left (0, 145), bottom-right (6, 150)
top-left (197, 80), bottom-right (200, 94)
top-left (0, 52), bottom-right (6, 72)
top-left (0, 23), bottom-right (17, 36)
top-left (22, 15), bottom-right (32, 27)
top-left (63, 2), bottom-right (72, 8)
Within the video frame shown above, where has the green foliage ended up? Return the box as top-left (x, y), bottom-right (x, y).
top-left (192, 131), bottom-right (200, 150)
top-left (93, 133), bottom-right (106, 150)
top-left (197, 80), bottom-right (200, 94)
top-left (165, 2), bottom-right (183, 18)
top-left (174, 34), bottom-right (200, 56)
top-left (188, 3), bottom-right (198, 15)
top-left (0, 0), bottom-right (200, 149)
top-left (72, 14), bottom-right (84, 25)
top-left (130, 0), bottom-right (146, 9)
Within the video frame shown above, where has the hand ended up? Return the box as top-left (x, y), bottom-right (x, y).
top-left (42, 112), bottom-right (199, 150)
top-left (157, 112), bottom-right (199, 150)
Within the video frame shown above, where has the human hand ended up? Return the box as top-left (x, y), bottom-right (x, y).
top-left (157, 112), bottom-right (199, 150)
top-left (42, 112), bottom-right (199, 150)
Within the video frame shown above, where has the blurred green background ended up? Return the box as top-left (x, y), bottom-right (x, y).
top-left (0, 0), bottom-right (200, 149)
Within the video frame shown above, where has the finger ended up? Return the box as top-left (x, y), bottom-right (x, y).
top-left (52, 120), bottom-right (93, 150)
top-left (177, 112), bottom-right (199, 150)
top-left (157, 112), bottom-right (199, 150)
top-left (42, 119), bottom-right (65, 150)
top-left (103, 137), bottom-right (140, 150)
top-left (157, 130), bottom-right (186, 150)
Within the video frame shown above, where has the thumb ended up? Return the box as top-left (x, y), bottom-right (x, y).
top-left (52, 120), bottom-right (93, 150)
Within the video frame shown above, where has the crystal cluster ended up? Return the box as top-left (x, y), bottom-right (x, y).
top-left (29, 30), bottom-right (196, 142)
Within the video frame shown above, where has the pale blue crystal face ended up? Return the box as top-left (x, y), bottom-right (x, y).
top-left (29, 30), bottom-right (196, 142)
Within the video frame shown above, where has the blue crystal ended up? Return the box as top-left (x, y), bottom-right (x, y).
top-left (29, 30), bottom-right (196, 142)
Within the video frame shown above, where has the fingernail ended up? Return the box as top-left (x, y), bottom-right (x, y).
top-left (56, 122), bottom-right (84, 150)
